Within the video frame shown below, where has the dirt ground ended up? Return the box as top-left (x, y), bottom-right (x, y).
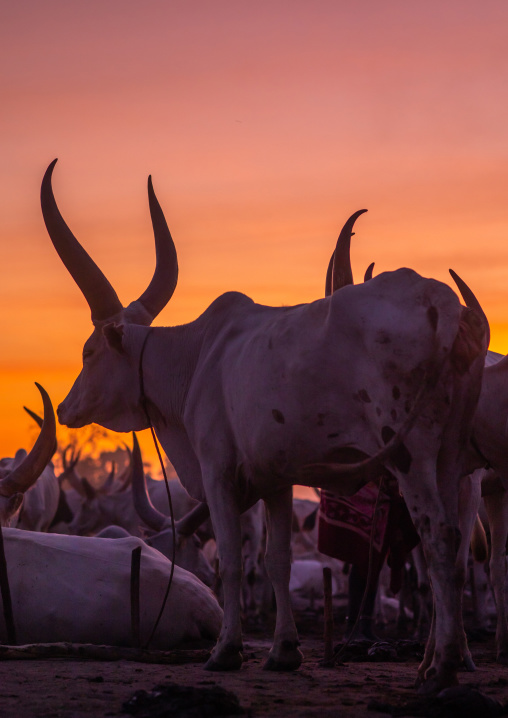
top-left (2, 611), bottom-right (508, 718)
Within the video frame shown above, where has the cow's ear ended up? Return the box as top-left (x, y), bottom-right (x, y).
top-left (103, 322), bottom-right (125, 354)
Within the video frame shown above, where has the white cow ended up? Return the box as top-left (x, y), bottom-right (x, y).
top-left (0, 386), bottom-right (222, 648)
top-left (41, 160), bottom-right (487, 691)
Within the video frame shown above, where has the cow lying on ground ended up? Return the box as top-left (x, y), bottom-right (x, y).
top-left (0, 385), bottom-right (222, 648)
top-left (41, 160), bottom-right (487, 692)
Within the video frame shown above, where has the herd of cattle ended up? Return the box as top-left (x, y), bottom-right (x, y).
top-left (2, 159), bottom-right (508, 694)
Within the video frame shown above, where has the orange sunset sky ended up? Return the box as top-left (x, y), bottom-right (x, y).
top-left (2, 1), bottom-right (508, 471)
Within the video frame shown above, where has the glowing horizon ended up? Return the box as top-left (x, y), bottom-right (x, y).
top-left (2, 1), bottom-right (508, 471)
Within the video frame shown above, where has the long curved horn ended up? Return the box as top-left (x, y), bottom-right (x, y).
top-left (364, 262), bottom-right (375, 282)
top-left (24, 406), bottom-right (57, 457)
top-left (331, 209), bottom-right (368, 294)
top-left (449, 269), bottom-right (490, 347)
top-left (0, 384), bottom-right (56, 496)
top-left (131, 433), bottom-right (169, 532)
top-left (41, 160), bottom-right (123, 322)
top-left (127, 177), bottom-right (179, 323)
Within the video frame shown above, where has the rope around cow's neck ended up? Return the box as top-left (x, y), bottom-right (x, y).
top-left (138, 328), bottom-right (177, 649)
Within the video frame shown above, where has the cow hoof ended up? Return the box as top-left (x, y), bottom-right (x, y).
top-left (462, 654), bottom-right (476, 672)
top-left (263, 646), bottom-right (303, 671)
top-left (204, 645), bottom-right (243, 671)
top-left (496, 651), bottom-right (508, 666)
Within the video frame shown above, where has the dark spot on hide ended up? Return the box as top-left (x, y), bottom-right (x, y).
top-left (392, 386), bottom-right (401, 400)
top-left (268, 337), bottom-right (273, 350)
top-left (390, 409), bottom-right (397, 421)
top-left (381, 426), bottom-right (412, 474)
top-left (375, 331), bottom-right (391, 344)
top-left (317, 413), bottom-right (325, 426)
top-left (355, 389), bottom-right (372, 403)
top-left (376, 407), bottom-right (382, 417)
top-left (327, 433), bottom-right (339, 439)
top-left (444, 394), bottom-right (451, 405)
top-left (404, 400), bottom-right (411, 414)
top-left (427, 305), bottom-right (439, 331)
top-left (272, 409), bottom-right (285, 424)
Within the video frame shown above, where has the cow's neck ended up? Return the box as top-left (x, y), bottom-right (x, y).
top-left (129, 322), bottom-right (203, 430)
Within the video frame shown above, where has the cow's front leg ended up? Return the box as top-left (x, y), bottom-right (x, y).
top-left (204, 488), bottom-right (244, 671)
top-left (263, 487), bottom-right (303, 671)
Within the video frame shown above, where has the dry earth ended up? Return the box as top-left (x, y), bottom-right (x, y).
top-left (1, 613), bottom-right (508, 718)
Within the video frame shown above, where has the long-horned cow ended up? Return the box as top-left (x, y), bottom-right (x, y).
top-left (0, 385), bottom-right (222, 647)
top-left (41, 160), bottom-right (487, 691)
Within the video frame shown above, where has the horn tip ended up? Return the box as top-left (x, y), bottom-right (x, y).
top-left (44, 158), bottom-right (58, 177)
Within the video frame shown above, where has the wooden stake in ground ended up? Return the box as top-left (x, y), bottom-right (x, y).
top-left (0, 526), bottom-right (16, 645)
top-left (323, 566), bottom-right (333, 664)
top-left (130, 546), bottom-right (142, 648)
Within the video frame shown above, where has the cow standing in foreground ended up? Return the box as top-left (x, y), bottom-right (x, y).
top-left (41, 160), bottom-right (487, 692)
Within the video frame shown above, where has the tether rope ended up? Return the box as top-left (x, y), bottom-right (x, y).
top-left (138, 328), bottom-right (177, 649)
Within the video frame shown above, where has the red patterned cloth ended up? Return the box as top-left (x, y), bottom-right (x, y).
top-left (318, 479), bottom-right (419, 593)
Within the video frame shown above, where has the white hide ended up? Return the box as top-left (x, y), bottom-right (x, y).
top-left (0, 529), bottom-right (222, 648)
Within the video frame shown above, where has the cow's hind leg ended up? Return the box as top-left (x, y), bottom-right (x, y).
top-left (400, 470), bottom-right (464, 694)
top-left (263, 487), bottom-right (303, 671)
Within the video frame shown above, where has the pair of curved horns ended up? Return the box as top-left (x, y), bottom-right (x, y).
top-left (41, 159), bottom-right (178, 324)
top-left (0, 384), bottom-right (56, 496)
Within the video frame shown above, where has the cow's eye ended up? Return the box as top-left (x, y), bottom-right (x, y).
top-left (83, 349), bottom-right (94, 361)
